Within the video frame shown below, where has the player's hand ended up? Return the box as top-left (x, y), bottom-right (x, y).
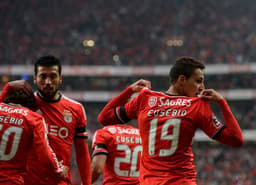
top-left (130, 79), bottom-right (151, 92)
top-left (59, 165), bottom-right (69, 179)
top-left (7, 80), bottom-right (37, 110)
top-left (8, 80), bottom-right (34, 97)
top-left (199, 89), bottom-right (224, 102)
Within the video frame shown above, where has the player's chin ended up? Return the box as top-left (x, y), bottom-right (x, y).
top-left (192, 93), bottom-right (200, 97)
top-left (42, 91), bottom-right (55, 99)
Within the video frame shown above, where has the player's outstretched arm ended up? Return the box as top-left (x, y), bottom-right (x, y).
top-left (91, 154), bottom-right (107, 184)
top-left (98, 79), bottom-right (151, 126)
top-left (200, 89), bottom-right (244, 147)
top-left (74, 138), bottom-right (92, 185)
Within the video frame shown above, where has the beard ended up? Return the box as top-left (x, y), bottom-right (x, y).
top-left (38, 86), bottom-right (59, 100)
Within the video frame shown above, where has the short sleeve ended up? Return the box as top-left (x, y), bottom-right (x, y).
top-left (75, 104), bottom-right (88, 139)
top-left (92, 128), bottom-right (113, 157)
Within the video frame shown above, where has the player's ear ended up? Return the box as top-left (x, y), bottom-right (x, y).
top-left (59, 75), bottom-right (63, 85)
top-left (33, 75), bottom-right (36, 85)
top-left (177, 75), bottom-right (186, 85)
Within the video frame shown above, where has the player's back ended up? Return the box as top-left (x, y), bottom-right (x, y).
top-left (0, 103), bottom-right (41, 185)
top-left (125, 89), bottom-right (223, 185)
top-left (92, 125), bottom-right (142, 185)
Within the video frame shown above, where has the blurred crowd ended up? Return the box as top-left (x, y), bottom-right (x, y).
top-left (194, 143), bottom-right (256, 185)
top-left (1, 73), bottom-right (256, 92)
top-left (1, 0), bottom-right (256, 65)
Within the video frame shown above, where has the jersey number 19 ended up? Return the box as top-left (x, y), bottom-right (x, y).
top-left (149, 118), bottom-right (181, 157)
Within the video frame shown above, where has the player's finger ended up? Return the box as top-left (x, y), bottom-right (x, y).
top-left (139, 79), bottom-right (151, 89)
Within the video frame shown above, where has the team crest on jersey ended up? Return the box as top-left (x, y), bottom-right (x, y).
top-left (148, 96), bottom-right (157, 107)
top-left (63, 110), bottom-right (72, 123)
top-left (107, 127), bottom-right (117, 134)
top-left (212, 115), bottom-right (222, 128)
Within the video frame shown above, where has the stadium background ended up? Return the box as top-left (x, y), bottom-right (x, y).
top-left (0, 0), bottom-right (255, 184)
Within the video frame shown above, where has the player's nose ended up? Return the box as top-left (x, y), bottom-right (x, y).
top-left (45, 77), bottom-right (52, 84)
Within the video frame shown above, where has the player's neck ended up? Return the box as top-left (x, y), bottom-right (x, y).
top-left (8, 103), bottom-right (22, 107)
top-left (166, 85), bottom-right (182, 96)
top-left (38, 91), bottom-right (61, 102)
top-left (52, 91), bottom-right (61, 100)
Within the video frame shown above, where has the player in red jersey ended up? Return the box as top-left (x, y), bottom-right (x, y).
top-left (0, 89), bottom-right (68, 185)
top-left (91, 124), bottom-right (142, 185)
top-left (1, 56), bottom-right (91, 185)
top-left (97, 56), bottom-right (244, 185)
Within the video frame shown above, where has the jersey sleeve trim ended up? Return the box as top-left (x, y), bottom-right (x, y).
top-left (114, 106), bottom-right (131, 124)
top-left (212, 125), bottom-right (225, 139)
top-left (93, 151), bottom-right (109, 157)
top-left (92, 144), bottom-right (109, 157)
top-left (75, 126), bottom-right (88, 139)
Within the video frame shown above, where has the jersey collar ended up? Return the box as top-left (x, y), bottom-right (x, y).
top-left (164, 92), bottom-right (187, 97)
top-left (36, 91), bottom-right (62, 103)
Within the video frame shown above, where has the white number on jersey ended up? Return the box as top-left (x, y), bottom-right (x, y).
top-left (149, 118), bottom-right (181, 156)
top-left (0, 124), bottom-right (23, 161)
top-left (114, 144), bottom-right (142, 177)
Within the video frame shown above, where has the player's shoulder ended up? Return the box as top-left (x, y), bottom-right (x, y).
top-left (186, 97), bottom-right (210, 111)
top-left (102, 125), bottom-right (119, 134)
top-left (93, 126), bottom-right (115, 142)
top-left (61, 94), bottom-right (83, 106)
top-left (141, 88), bottom-right (165, 97)
top-left (20, 107), bottom-right (44, 126)
top-left (140, 88), bottom-right (154, 94)
top-left (27, 109), bottom-right (43, 118)
top-left (136, 89), bottom-right (167, 105)
top-left (193, 96), bottom-right (210, 104)
top-left (137, 89), bottom-right (163, 101)
top-left (100, 125), bottom-right (131, 136)
top-left (60, 94), bottom-right (86, 113)
top-left (104, 124), bottom-right (139, 135)
top-left (24, 107), bottom-right (43, 119)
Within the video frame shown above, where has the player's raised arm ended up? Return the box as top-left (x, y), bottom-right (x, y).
top-left (97, 79), bottom-right (151, 126)
top-left (200, 89), bottom-right (244, 147)
top-left (0, 80), bottom-right (37, 110)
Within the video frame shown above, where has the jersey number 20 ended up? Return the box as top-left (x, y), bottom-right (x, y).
top-left (114, 144), bottom-right (142, 177)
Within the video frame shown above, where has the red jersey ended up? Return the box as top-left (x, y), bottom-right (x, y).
top-left (25, 92), bottom-right (88, 185)
top-left (92, 125), bottom-right (142, 185)
top-left (99, 88), bottom-right (228, 185)
top-left (0, 103), bottom-right (62, 185)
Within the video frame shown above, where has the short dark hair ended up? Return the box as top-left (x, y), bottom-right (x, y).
top-left (34, 55), bottom-right (62, 75)
top-left (4, 90), bottom-right (37, 110)
top-left (169, 56), bottom-right (205, 84)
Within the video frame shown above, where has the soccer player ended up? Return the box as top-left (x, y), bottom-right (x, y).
top-left (1, 56), bottom-right (91, 185)
top-left (0, 89), bottom-right (68, 185)
top-left (91, 124), bottom-right (142, 185)
top-left (97, 56), bottom-right (244, 185)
